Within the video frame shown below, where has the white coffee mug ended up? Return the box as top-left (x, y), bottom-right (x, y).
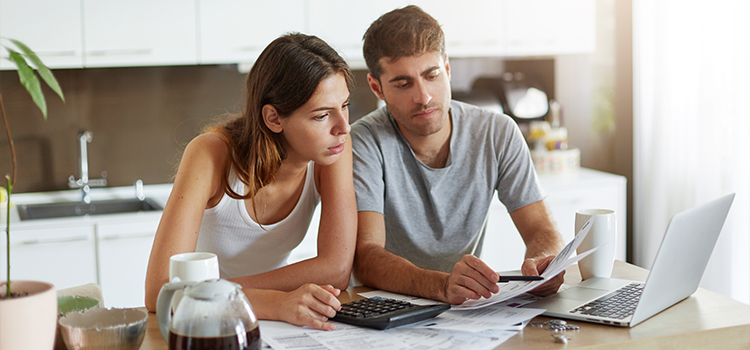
top-left (169, 252), bottom-right (220, 283)
top-left (575, 209), bottom-right (616, 280)
top-left (168, 252), bottom-right (220, 310)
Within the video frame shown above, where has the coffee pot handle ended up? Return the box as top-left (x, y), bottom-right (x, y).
top-left (156, 277), bottom-right (195, 344)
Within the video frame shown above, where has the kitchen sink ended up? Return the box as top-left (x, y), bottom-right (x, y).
top-left (17, 198), bottom-right (163, 221)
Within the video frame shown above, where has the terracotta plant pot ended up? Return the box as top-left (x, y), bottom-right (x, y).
top-left (0, 280), bottom-right (57, 350)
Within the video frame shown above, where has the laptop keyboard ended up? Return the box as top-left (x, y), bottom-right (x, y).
top-left (571, 283), bottom-right (644, 319)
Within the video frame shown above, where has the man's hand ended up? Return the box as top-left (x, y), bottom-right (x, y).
top-left (522, 255), bottom-right (564, 296)
top-left (444, 255), bottom-right (500, 304)
top-left (277, 284), bottom-right (341, 331)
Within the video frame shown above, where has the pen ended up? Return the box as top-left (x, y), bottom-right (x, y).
top-left (498, 275), bottom-right (544, 283)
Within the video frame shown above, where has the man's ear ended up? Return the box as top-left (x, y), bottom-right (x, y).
top-left (262, 104), bottom-right (283, 134)
top-left (367, 73), bottom-right (385, 100)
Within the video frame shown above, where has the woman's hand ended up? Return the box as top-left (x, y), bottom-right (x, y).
top-left (276, 284), bottom-right (342, 331)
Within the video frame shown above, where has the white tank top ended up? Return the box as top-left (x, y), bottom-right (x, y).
top-left (195, 161), bottom-right (320, 279)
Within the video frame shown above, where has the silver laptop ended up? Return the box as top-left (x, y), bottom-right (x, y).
top-left (524, 193), bottom-right (735, 327)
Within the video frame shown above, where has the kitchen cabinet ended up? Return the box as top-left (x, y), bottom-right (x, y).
top-left (290, 168), bottom-right (627, 274)
top-left (1, 217), bottom-right (161, 307)
top-left (0, 0), bottom-right (198, 70)
top-left (415, 0), bottom-right (505, 58)
top-left (1, 0), bottom-right (595, 70)
top-left (96, 218), bottom-right (159, 308)
top-left (0, 0), bottom-right (84, 69)
top-left (0, 224), bottom-right (97, 290)
top-left (502, 0), bottom-right (596, 56)
top-left (198, 0), bottom-right (305, 65)
top-left (82, 0), bottom-right (197, 67)
top-left (2, 184), bottom-right (171, 307)
top-left (308, 0), bottom-right (506, 65)
top-left (307, 0), bottom-right (412, 65)
top-left (305, 0), bottom-right (595, 65)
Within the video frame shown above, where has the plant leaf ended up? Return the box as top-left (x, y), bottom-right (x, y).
top-left (8, 39), bottom-right (65, 103)
top-left (7, 49), bottom-right (47, 119)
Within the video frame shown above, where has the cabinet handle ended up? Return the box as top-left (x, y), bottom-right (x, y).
top-left (21, 236), bottom-right (89, 245)
top-left (101, 233), bottom-right (155, 241)
top-left (86, 49), bottom-right (152, 56)
top-left (36, 51), bottom-right (78, 57)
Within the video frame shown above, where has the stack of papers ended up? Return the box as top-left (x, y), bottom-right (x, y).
top-left (260, 217), bottom-right (599, 350)
top-left (260, 296), bottom-right (544, 350)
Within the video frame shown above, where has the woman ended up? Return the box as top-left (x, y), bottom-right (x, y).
top-left (144, 33), bottom-right (357, 331)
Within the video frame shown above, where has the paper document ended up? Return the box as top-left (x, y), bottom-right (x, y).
top-left (260, 318), bottom-right (518, 350)
top-left (412, 304), bottom-right (545, 332)
top-left (453, 217), bottom-right (601, 310)
top-left (357, 290), bottom-right (443, 306)
top-left (387, 327), bottom-right (517, 350)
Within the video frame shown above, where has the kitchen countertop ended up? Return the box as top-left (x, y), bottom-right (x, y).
top-left (1, 183), bottom-right (174, 230)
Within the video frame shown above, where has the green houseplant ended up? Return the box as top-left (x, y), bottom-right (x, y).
top-left (0, 38), bottom-right (65, 350)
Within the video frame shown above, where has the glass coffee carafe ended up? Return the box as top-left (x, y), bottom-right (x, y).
top-left (157, 278), bottom-right (260, 350)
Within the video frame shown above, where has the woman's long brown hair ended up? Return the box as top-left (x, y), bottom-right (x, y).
top-left (208, 33), bottom-right (354, 208)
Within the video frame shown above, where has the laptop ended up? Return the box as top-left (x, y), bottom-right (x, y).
top-left (523, 193), bottom-right (735, 327)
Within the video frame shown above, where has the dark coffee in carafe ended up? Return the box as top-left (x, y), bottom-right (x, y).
top-left (169, 327), bottom-right (261, 350)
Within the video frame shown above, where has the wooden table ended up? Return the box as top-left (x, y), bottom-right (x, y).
top-left (139, 261), bottom-right (750, 349)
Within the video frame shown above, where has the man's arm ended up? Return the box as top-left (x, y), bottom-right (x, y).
top-left (353, 211), bottom-right (500, 304)
top-left (510, 200), bottom-right (566, 296)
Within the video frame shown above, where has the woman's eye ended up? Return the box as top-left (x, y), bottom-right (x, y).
top-left (342, 102), bottom-right (350, 109)
top-left (314, 114), bottom-right (328, 121)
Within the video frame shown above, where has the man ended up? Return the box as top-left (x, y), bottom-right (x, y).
top-left (351, 5), bottom-right (566, 305)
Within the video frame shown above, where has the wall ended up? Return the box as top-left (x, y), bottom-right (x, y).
top-left (0, 66), bottom-right (376, 193)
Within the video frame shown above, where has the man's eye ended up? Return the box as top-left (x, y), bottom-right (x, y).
top-left (395, 82), bottom-right (409, 88)
top-left (427, 73), bottom-right (439, 80)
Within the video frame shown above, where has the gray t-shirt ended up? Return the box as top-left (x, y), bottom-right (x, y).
top-left (351, 100), bottom-right (545, 272)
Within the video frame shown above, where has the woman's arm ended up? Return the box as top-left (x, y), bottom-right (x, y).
top-left (229, 135), bottom-right (357, 291)
top-left (144, 134), bottom-right (228, 311)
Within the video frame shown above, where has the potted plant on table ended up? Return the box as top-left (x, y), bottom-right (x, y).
top-left (0, 38), bottom-right (65, 350)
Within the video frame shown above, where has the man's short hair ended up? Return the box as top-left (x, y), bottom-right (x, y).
top-left (362, 5), bottom-right (446, 79)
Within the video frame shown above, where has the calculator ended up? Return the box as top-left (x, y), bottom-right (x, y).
top-left (331, 297), bottom-right (451, 330)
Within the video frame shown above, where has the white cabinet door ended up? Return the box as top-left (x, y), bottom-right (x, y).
top-left (307, 0), bottom-right (410, 65)
top-left (82, 0), bottom-right (197, 67)
top-left (1, 225), bottom-right (97, 290)
top-left (414, 0), bottom-right (505, 57)
top-left (503, 0), bottom-right (596, 56)
top-left (96, 217), bottom-right (159, 307)
top-left (0, 0), bottom-right (83, 69)
top-left (308, 0), bottom-right (504, 64)
top-left (198, 0), bottom-right (305, 65)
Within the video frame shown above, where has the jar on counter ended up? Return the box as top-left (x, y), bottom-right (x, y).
top-left (545, 127), bottom-right (568, 151)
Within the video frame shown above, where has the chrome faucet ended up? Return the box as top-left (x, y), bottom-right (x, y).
top-left (134, 179), bottom-right (145, 201)
top-left (68, 130), bottom-right (107, 204)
